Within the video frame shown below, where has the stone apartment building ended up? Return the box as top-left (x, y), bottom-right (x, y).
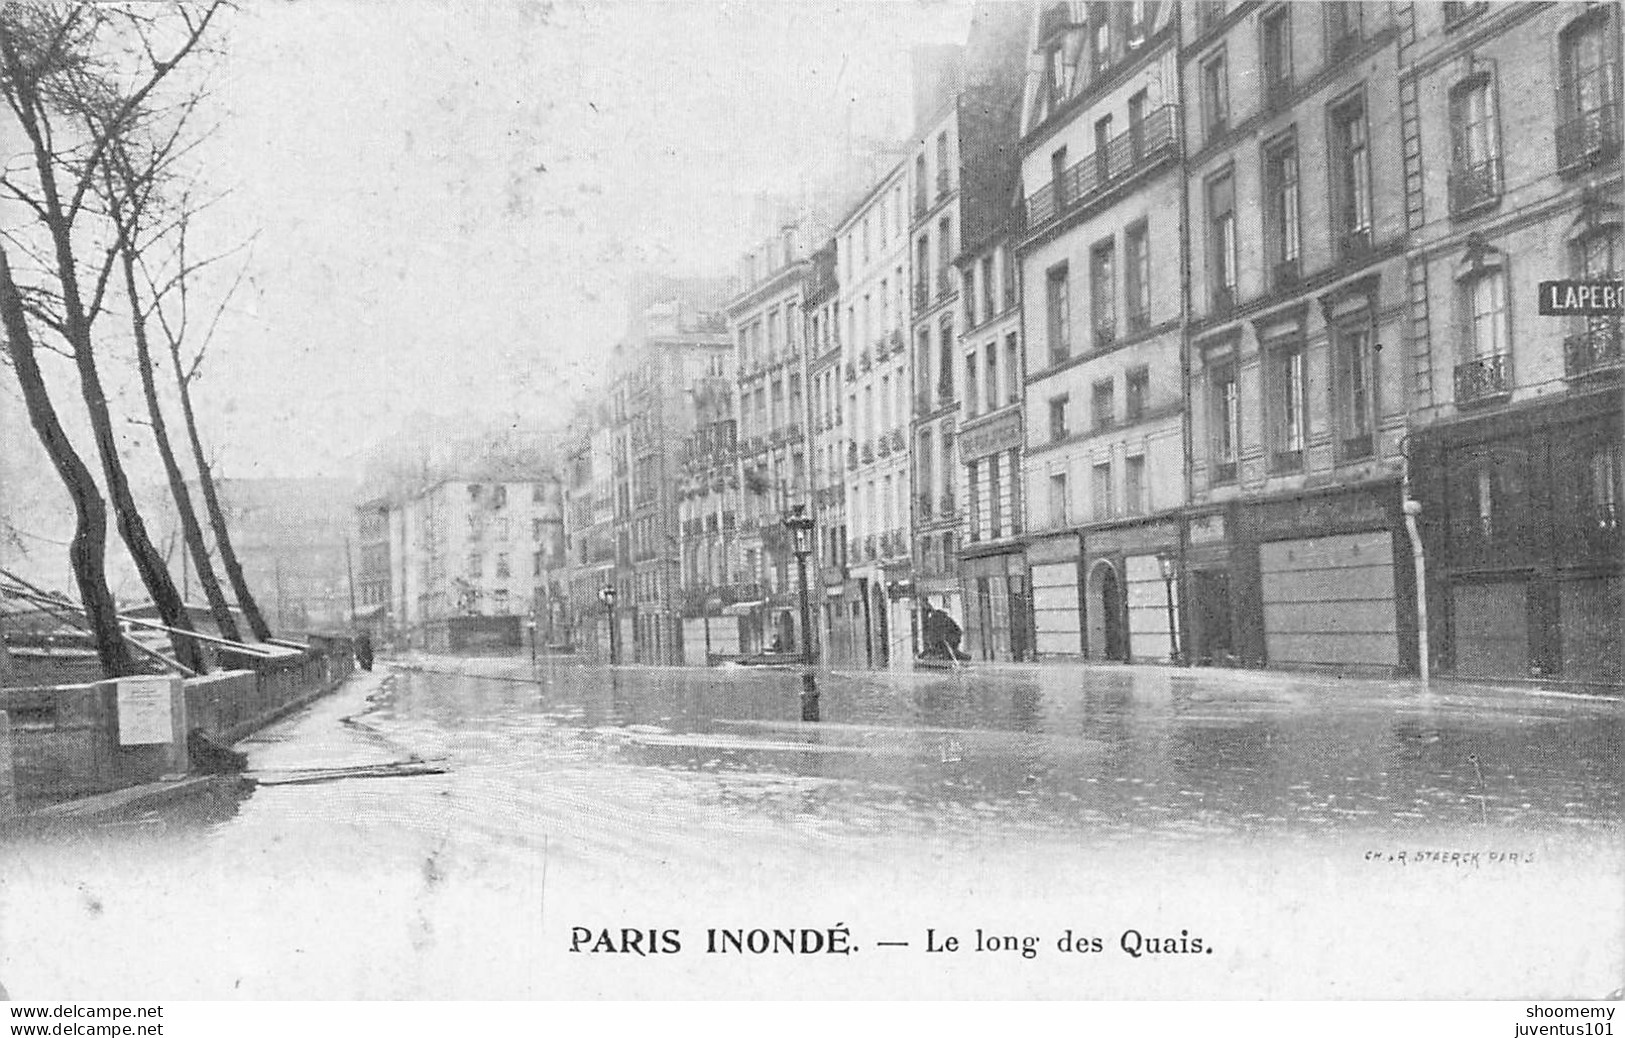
top-left (1018, 0), bottom-right (1189, 663)
top-left (803, 244), bottom-right (849, 660)
top-left (1403, 1), bottom-right (1622, 686)
top-left (723, 225), bottom-right (818, 656)
top-left (836, 162), bottom-right (914, 668)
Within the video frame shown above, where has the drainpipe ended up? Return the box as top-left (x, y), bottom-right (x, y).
top-left (1401, 440), bottom-right (1429, 686)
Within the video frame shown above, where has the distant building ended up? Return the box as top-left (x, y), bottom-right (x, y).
top-left (213, 477), bottom-right (355, 636)
top-left (803, 243), bottom-right (849, 659)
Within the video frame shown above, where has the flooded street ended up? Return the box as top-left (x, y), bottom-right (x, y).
top-left (3, 658), bottom-right (1621, 999)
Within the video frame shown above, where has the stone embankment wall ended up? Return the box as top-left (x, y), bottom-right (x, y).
top-left (0, 635), bottom-right (355, 813)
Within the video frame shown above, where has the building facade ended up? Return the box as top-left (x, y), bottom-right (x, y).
top-left (1404, 0), bottom-right (1622, 686)
top-left (803, 244), bottom-right (850, 662)
top-left (1018, 0), bottom-right (1189, 663)
top-left (837, 163), bottom-right (914, 668)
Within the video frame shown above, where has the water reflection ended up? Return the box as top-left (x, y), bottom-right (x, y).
top-left (359, 658), bottom-right (1622, 842)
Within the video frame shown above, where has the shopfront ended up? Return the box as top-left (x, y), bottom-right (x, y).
top-left (1027, 532), bottom-right (1083, 658)
top-left (1081, 518), bottom-right (1181, 664)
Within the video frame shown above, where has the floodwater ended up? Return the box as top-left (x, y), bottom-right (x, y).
top-left (2, 657), bottom-right (1621, 999)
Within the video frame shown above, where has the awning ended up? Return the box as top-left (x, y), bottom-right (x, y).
top-left (721, 600), bottom-right (764, 616)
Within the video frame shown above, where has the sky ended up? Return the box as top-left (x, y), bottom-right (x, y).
top-left (181, 0), bottom-right (976, 479)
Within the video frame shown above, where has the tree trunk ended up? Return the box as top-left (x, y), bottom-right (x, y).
top-left (178, 381), bottom-right (273, 642)
top-left (3, 64), bottom-right (206, 675)
top-left (121, 242), bottom-right (241, 643)
top-left (0, 244), bottom-right (134, 676)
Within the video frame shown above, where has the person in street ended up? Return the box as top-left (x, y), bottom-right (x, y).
top-left (356, 631), bottom-right (374, 671)
top-left (919, 603), bottom-right (969, 662)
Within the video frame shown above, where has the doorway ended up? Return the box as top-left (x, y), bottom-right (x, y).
top-left (1190, 568), bottom-right (1234, 665)
top-left (1087, 560), bottom-right (1127, 661)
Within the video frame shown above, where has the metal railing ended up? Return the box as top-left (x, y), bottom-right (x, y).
top-left (1454, 352), bottom-right (1512, 404)
top-left (1024, 106), bottom-right (1179, 232)
top-left (1556, 93), bottom-right (1621, 173)
top-left (1449, 156), bottom-right (1502, 216)
top-left (1565, 320), bottom-right (1623, 378)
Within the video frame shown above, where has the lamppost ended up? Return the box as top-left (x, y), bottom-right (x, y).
top-left (1156, 551), bottom-right (1180, 665)
top-left (525, 612), bottom-right (538, 670)
top-left (783, 504), bottom-right (816, 666)
top-left (598, 583), bottom-right (619, 665)
top-left (783, 503), bottom-right (819, 721)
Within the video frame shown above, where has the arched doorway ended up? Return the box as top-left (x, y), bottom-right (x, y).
top-left (1087, 560), bottom-right (1127, 661)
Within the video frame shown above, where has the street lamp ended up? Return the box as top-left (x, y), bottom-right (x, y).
top-left (783, 504), bottom-right (816, 666)
top-left (598, 583), bottom-right (619, 665)
top-left (1156, 551), bottom-right (1180, 665)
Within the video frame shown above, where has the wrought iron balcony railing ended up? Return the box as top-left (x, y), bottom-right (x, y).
top-left (1023, 106), bottom-right (1179, 233)
top-left (1556, 95), bottom-right (1622, 174)
top-left (1449, 156), bottom-right (1502, 216)
top-left (1454, 351), bottom-right (1512, 405)
top-left (1565, 319), bottom-right (1623, 379)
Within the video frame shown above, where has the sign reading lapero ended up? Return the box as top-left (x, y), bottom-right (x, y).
top-left (1538, 279), bottom-right (1624, 316)
top-left (116, 675), bottom-right (175, 745)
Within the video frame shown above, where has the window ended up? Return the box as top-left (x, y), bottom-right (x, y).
top-left (1002, 248), bottom-right (1017, 311)
top-left (1571, 229), bottom-right (1622, 378)
top-left (964, 268), bottom-right (978, 327)
top-left (467, 553), bottom-right (482, 577)
top-left (1092, 14), bottom-right (1111, 75)
top-left (1126, 366), bottom-right (1149, 422)
top-left (936, 132), bottom-right (950, 197)
top-left (1051, 145), bottom-right (1070, 208)
top-left (967, 459), bottom-right (981, 541)
top-left (494, 590), bottom-right (509, 615)
top-left (981, 255), bottom-right (996, 319)
top-left (1046, 264), bottom-right (1071, 363)
top-left (532, 518), bottom-right (543, 540)
top-left (937, 217), bottom-right (953, 296)
top-left (1264, 134), bottom-right (1302, 287)
top-left (1325, 2), bottom-right (1364, 63)
top-left (1094, 114), bottom-right (1113, 182)
top-left (1201, 49), bottom-right (1229, 137)
top-left (495, 553), bottom-right (511, 578)
top-left (1125, 455), bottom-right (1147, 516)
top-left (1049, 396), bottom-right (1069, 441)
top-left (1209, 358), bottom-right (1240, 483)
top-left (1335, 318), bottom-right (1377, 458)
top-left (1091, 379), bottom-right (1115, 432)
top-left (496, 517), bottom-right (510, 540)
top-left (914, 155), bottom-right (928, 213)
top-left (1128, 0), bottom-right (1149, 45)
top-left (1092, 462), bottom-right (1114, 521)
top-left (1266, 336), bottom-right (1307, 470)
top-left (1048, 471), bottom-right (1070, 526)
top-left (965, 352), bottom-right (979, 419)
top-left (1195, 1), bottom-right (1224, 36)
top-left (1005, 333), bottom-right (1021, 405)
top-left (1128, 89), bottom-right (1149, 161)
top-left (1091, 238), bottom-right (1116, 344)
top-left (988, 455), bottom-right (1003, 540)
top-left (1450, 76), bottom-right (1502, 215)
top-left (938, 316), bottom-right (955, 404)
top-left (1330, 95), bottom-right (1373, 256)
top-left (1558, 10), bottom-right (1621, 172)
top-left (1589, 444), bottom-right (1622, 530)
top-left (1465, 270), bottom-right (1508, 362)
top-left (1125, 221), bottom-right (1150, 330)
top-left (1261, 6), bottom-right (1292, 109)
top-left (985, 347), bottom-right (999, 413)
top-left (1207, 171), bottom-right (1237, 312)
top-left (1443, 2), bottom-right (1486, 28)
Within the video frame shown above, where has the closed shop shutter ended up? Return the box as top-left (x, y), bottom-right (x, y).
top-left (1260, 531), bottom-right (1398, 668)
top-left (1031, 561), bottom-right (1081, 655)
top-left (1452, 581), bottom-right (1528, 679)
top-left (1124, 554), bottom-right (1178, 663)
top-left (1558, 577), bottom-right (1621, 684)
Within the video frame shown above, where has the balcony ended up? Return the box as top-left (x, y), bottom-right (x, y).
top-left (1326, 29), bottom-right (1363, 66)
top-left (861, 441), bottom-right (875, 464)
top-left (939, 492), bottom-right (955, 517)
top-left (1337, 226), bottom-right (1373, 261)
top-left (1449, 156), bottom-right (1502, 217)
top-left (1209, 284), bottom-right (1235, 318)
top-left (864, 534), bottom-right (877, 561)
top-left (844, 361), bottom-right (856, 382)
top-left (1264, 75), bottom-right (1293, 113)
top-left (1023, 106), bottom-right (1179, 233)
top-left (914, 279), bottom-right (930, 309)
top-left (1565, 320), bottom-right (1623, 379)
top-left (1271, 256), bottom-right (1301, 293)
top-left (877, 436), bottom-right (892, 458)
top-left (936, 268), bottom-right (952, 299)
top-left (1557, 99), bottom-right (1622, 174)
top-left (889, 328), bottom-right (904, 355)
top-left (860, 350), bottom-right (872, 372)
top-left (917, 492), bottom-right (934, 519)
top-left (1454, 352), bottom-right (1512, 405)
top-left (890, 428), bottom-right (906, 452)
top-left (847, 442), bottom-right (859, 470)
top-left (936, 168), bottom-right (950, 199)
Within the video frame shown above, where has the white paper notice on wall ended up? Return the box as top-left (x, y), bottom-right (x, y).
top-left (116, 676), bottom-right (174, 746)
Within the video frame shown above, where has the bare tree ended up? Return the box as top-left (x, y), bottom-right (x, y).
top-left (0, 241), bottom-right (132, 674)
top-left (0, 2), bottom-right (224, 673)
